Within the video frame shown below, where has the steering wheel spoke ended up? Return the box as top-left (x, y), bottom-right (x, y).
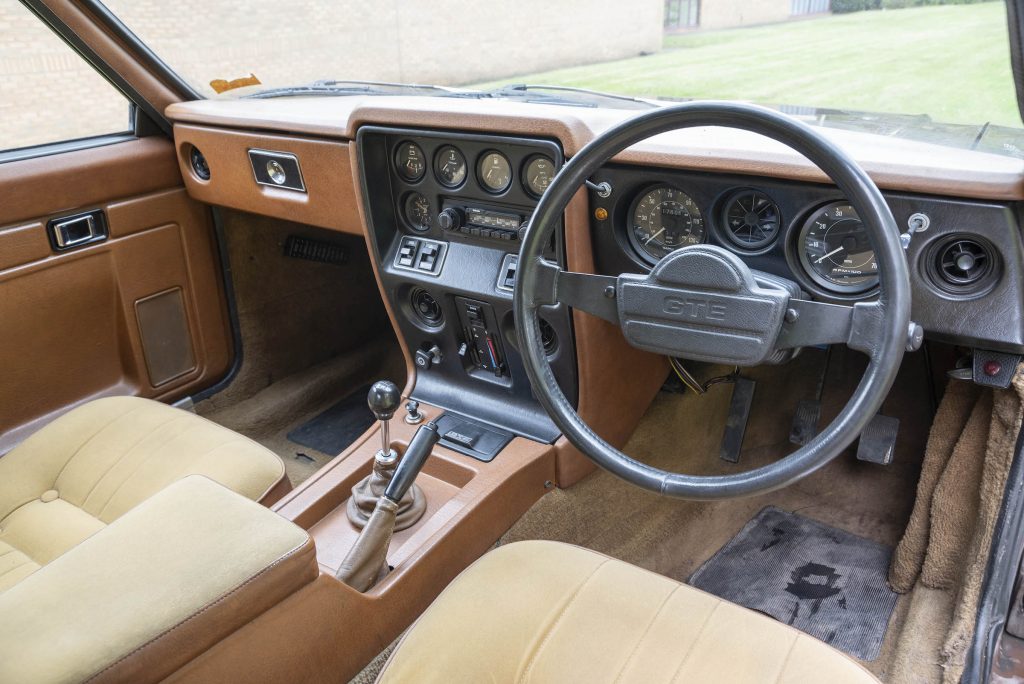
top-left (531, 261), bottom-right (621, 324)
top-left (776, 299), bottom-right (883, 355)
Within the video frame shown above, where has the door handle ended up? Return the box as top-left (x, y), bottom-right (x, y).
top-left (47, 210), bottom-right (107, 251)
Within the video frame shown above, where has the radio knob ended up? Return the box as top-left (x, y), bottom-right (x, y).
top-left (437, 208), bottom-right (463, 231)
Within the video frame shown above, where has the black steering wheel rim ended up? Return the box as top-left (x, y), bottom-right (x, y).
top-left (514, 102), bottom-right (911, 500)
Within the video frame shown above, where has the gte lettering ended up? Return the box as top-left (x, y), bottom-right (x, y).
top-left (663, 297), bottom-right (727, 321)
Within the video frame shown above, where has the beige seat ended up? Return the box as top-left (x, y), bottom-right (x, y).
top-left (0, 395), bottom-right (287, 592)
top-left (379, 540), bottom-right (881, 683)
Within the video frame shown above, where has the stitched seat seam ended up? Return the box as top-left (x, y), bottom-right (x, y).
top-left (518, 559), bottom-right (609, 684)
top-left (772, 634), bottom-right (801, 684)
top-left (78, 413), bottom-right (189, 510)
top-left (51, 403), bottom-right (151, 487)
top-left (668, 600), bottom-right (722, 683)
top-left (94, 431), bottom-right (239, 520)
top-left (611, 583), bottom-right (681, 684)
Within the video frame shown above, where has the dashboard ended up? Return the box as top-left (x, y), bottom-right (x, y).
top-left (587, 165), bottom-right (1024, 351)
top-left (167, 96), bottom-right (1024, 451)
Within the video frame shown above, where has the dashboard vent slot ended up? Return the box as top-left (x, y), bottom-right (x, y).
top-left (927, 235), bottom-right (998, 296)
top-left (539, 319), bottom-right (558, 355)
top-left (721, 190), bottom-right (781, 250)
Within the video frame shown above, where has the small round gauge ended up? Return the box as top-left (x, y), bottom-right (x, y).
top-left (394, 141), bottom-right (426, 182)
top-left (403, 192), bottom-right (432, 232)
top-left (523, 155), bottom-right (556, 197)
top-left (434, 145), bottom-right (467, 188)
top-left (478, 151), bottom-right (512, 193)
top-left (628, 185), bottom-right (705, 263)
top-left (798, 202), bottom-right (878, 294)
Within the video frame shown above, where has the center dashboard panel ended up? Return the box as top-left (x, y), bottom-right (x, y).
top-left (357, 127), bottom-right (576, 444)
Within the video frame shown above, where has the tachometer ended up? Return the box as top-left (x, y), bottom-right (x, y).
top-left (798, 202), bottom-right (878, 294)
top-left (628, 184), bottom-right (705, 263)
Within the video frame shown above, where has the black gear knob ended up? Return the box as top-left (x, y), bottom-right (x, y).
top-left (367, 380), bottom-right (401, 422)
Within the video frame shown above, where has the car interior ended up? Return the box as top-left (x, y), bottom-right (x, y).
top-left (5, 1), bottom-right (1024, 683)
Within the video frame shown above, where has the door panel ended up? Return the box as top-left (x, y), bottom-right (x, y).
top-left (0, 139), bottom-right (232, 453)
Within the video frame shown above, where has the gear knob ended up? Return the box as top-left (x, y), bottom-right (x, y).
top-left (368, 380), bottom-right (401, 461)
top-left (367, 380), bottom-right (401, 422)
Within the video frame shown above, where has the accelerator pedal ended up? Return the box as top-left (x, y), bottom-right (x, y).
top-left (719, 377), bottom-right (757, 464)
top-left (856, 414), bottom-right (900, 465)
top-left (789, 399), bottom-right (821, 446)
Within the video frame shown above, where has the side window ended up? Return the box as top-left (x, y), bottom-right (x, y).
top-left (0, 0), bottom-right (132, 152)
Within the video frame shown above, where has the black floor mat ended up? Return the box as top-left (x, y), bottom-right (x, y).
top-left (689, 506), bottom-right (898, 661)
top-left (286, 385), bottom-right (375, 456)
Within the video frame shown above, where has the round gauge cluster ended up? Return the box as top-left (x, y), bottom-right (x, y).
top-left (393, 141), bottom-right (556, 198)
top-left (628, 184), bottom-right (706, 264)
top-left (798, 202), bottom-right (878, 294)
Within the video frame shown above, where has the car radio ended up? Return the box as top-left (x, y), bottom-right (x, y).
top-left (437, 204), bottom-right (524, 242)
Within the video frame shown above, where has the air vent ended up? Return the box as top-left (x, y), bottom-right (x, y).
top-left (926, 235), bottom-right (998, 297)
top-left (410, 287), bottom-right (443, 326)
top-left (539, 319), bottom-right (558, 355)
top-left (721, 190), bottom-right (781, 250)
top-left (189, 146), bottom-right (210, 181)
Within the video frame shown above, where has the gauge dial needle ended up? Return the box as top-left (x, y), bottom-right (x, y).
top-left (644, 228), bottom-right (665, 245)
top-left (815, 246), bottom-right (844, 263)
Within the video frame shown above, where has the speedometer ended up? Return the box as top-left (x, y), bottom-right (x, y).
top-left (798, 202), bottom-right (878, 294)
top-left (628, 185), bottom-right (705, 263)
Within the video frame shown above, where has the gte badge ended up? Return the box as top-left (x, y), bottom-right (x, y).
top-left (662, 297), bottom-right (727, 322)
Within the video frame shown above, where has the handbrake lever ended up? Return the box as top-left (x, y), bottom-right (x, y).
top-left (384, 421), bottom-right (439, 503)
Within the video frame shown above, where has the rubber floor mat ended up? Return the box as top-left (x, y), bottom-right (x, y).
top-left (689, 506), bottom-right (898, 660)
top-left (286, 385), bottom-right (375, 456)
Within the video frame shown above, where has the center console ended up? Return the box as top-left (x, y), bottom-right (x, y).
top-left (356, 126), bottom-right (578, 446)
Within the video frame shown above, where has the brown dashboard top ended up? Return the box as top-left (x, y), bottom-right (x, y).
top-left (165, 96), bottom-right (1024, 201)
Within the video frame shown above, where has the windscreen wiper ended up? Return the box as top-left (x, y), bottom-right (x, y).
top-left (485, 84), bottom-right (658, 109)
top-left (243, 79), bottom-right (482, 100)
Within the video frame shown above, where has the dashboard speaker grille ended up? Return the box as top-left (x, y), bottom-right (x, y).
top-left (722, 190), bottom-right (781, 249)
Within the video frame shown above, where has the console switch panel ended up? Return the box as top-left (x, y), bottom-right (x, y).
top-left (393, 236), bottom-right (447, 276)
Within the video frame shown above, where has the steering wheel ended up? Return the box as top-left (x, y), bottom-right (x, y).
top-left (515, 102), bottom-right (918, 500)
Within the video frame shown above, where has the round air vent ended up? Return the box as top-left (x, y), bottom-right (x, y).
top-left (409, 288), bottom-right (443, 326)
top-left (189, 146), bottom-right (211, 181)
top-left (721, 190), bottom-right (781, 250)
top-left (926, 235), bottom-right (998, 297)
top-left (539, 319), bottom-right (558, 355)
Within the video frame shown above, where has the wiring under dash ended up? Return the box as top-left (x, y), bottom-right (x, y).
top-left (669, 358), bottom-right (740, 395)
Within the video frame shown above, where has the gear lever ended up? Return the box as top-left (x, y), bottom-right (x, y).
top-left (367, 380), bottom-right (401, 462)
top-left (346, 381), bottom-right (426, 531)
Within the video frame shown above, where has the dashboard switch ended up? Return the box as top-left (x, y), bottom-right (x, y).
top-left (415, 344), bottom-right (443, 371)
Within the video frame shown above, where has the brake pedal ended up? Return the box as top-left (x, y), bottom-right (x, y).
top-left (719, 377), bottom-right (756, 463)
top-left (856, 414), bottom-right (900, 465)
top-left (789, 399), bottom-right (821, 446)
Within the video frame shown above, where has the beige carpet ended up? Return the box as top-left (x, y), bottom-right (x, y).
top-left (197, 211), bottom-right (404, 485)
top-left (501, 347), bottom-right (934, 680)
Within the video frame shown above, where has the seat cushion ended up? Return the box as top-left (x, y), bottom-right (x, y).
top-left (378, 540), bottom-right (880, 683)
top-left (0, 396), bottom-right (286, 591)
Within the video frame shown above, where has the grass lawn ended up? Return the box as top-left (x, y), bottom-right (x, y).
top-left (472, 2), bottom-right (1020, 128)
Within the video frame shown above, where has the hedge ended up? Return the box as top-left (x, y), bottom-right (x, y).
top-left (833, 0), bottom-right (992, 12)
